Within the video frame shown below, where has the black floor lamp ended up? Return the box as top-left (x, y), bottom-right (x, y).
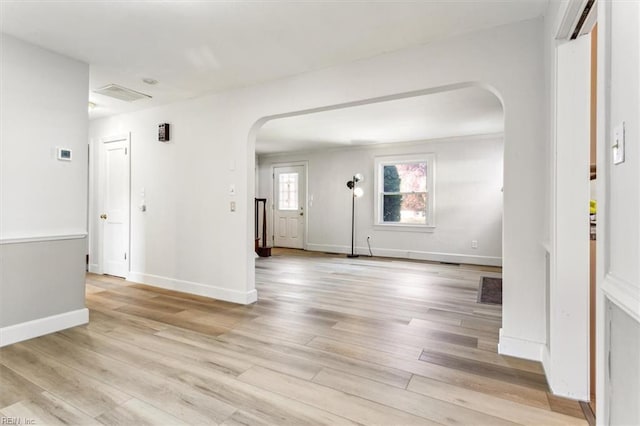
top-left (346, 173), bottom-right (364, 258)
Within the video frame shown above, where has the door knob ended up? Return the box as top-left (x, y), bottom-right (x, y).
top-left (100, 214), bottom-right (107, 219)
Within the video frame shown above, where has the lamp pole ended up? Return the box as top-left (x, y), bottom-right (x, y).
top-left (346, 174), bottom-right (360, 258)
top-left (350, 177), bottom-right (357, 257)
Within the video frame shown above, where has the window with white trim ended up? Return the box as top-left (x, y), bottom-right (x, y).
top-left (375, 154), bottom-right (435, 228)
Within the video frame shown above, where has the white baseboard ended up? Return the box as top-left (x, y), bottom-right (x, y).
top-left (0, 308), bottom-right (89, 348)
top-left (127, 272), bottom-right (258, 305)
top-left (88, 263), bottom-right (101, 274)
top-left (305, 243), bottom-right (502, 267)
top-left (498, 328), bottom-right (544, 361)
top-left (541, 344), bottom-right (551, 378)
top-left (541, 345), bottom-right (589, 401)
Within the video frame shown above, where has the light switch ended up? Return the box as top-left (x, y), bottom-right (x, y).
top-left (230, 201), bottom-right (236, 212)
top-left (613, 122), bottom-right (625, 165)
top-left (229, 184), bottom-right (236, 196)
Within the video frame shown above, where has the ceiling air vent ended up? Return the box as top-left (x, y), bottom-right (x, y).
top-left (93, 84), bottom-right (152, 102)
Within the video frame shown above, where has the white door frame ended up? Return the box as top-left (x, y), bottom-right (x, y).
top-left (271, 161), bottom-right (308, 250)
top-left (548, 33), bottom-right (591, 400)
top-left (97, 133), bottom-right (131, 277)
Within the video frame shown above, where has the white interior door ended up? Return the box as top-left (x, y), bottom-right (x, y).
top-left (550, 35), bottom-right (591, 397)
top-left (100, 135), bottom-right (130, 278)
top-left (273, 165), bottom-right (305, 249)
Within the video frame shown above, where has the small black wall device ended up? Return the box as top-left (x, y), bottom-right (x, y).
top-left (158, 123), bottom-right (170, 142)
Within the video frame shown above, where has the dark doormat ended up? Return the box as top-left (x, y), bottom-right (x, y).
top-left (478, 276), bottom-right (502, 305)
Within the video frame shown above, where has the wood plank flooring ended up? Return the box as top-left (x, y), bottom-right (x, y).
top-left (0, 249), bottom-right (588, 425)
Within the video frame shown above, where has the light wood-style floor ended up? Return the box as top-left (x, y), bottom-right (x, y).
top-left (1, 249), bottom-right (589, 425)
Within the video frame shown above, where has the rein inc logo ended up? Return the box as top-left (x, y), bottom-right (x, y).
top-left (1, 418), bottom-right (35, 425)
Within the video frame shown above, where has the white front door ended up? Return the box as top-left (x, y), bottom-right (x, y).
top-left (273, 165), bottom-right (305, 249)
top-left (100, 135), bottom-right (130, 278)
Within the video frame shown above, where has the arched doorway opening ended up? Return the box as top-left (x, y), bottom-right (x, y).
top-left (248, 82), bottom-right (505, 313)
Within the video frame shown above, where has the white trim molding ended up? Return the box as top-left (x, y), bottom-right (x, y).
top-left (541, 344), bottom-right (588, 399)
top-left (100, 133), bottom-right (130, 144)
top-left (541, 345), bottom-right (552, 381)
top-left (0, 232), bottom-right (87, 245)
top-left (88, 263), bottom-right (102, 274)
top-left (0, 308), bottom-right (89, 348)
top-left (498, 328), bottom-right (544, 362)
top-left (305, 243), bottom-right (502, 266)
top-left (127, 272), bottom-right (258, 305)
top-left (602, 273), bottom-right (640, 324)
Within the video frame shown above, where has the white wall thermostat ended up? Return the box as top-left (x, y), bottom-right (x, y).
top-left (57, 147), bottom-right (72, 161)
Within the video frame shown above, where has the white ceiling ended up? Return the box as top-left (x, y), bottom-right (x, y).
top-left (256, 86), bottom-right (504, 154)
top-left (0, 0), bottom-right (547, 120)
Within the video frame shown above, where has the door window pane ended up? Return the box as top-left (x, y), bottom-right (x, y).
top-left (278, 173), bottom-right (298, 210)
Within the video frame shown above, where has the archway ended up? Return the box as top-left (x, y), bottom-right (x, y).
top-left (247, 82), bottom-right (505, 300)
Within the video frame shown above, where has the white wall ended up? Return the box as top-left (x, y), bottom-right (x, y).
top-left (0, 34), bottom-right (89, 344)
top-left (89, 96), bottom-right (259, 304)
top-left (89, 18), bottom-right (547, 360)
top-left (257, 135), bottom-right (503, 266)
top-left (596, 0), bottom-right (640, 422)
top-left (0, 34), bottom-right (88, 239)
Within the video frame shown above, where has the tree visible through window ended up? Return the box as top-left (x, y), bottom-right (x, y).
top-left (376, 155), bottom-right (433, 227)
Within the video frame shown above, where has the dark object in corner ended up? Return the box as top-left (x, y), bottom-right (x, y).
top-left (478, 276), bottom-right (502, 305)
top-left (255, 198), bottom-right (271, 257)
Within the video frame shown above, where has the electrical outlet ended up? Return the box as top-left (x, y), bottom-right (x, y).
top-left (230, 201), bottom-right (236, 212)
top-left (471, 240), bottom-right (478, 249)
top-left (367, 235), bottom-right (372, 240)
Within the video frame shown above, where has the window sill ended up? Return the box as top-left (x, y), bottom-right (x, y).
top-left (373, 224), bottom-right (436, 233)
